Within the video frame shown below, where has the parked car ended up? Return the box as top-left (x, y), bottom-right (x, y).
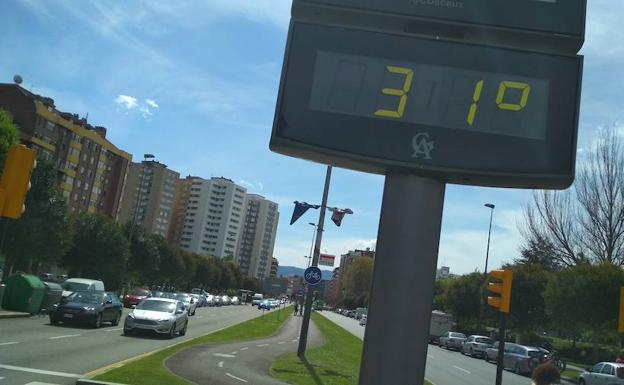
top-left (270, 299), bottom-right (280, 308)
top-left (205, 294), bottom-right (215, 306)
top-left (190, 294), bottom-right (204, 307)
top-left (461, 335), bottom-right (494, 358)
top-left (123, 298), bottom-right (188, 338)
top-left (175, 293), bottom-right (197, 316)
top-left (221, 295), bottom-right (231, 306)
top-left (429, 310), bottom-right (453, 343)
top-left (439, 332), bottom-right (467, 350)
top-left (580, 362), bottom-right (624, 385)
top-left (485, 341), bottom-right (500, 363)
top-left (50, 291), bottom-right (122, 328)
top-left (502, 344), bottom-right (547, 375)
top-left (61, 278), bottom-right (105, 297)
top-left (122, 288), bottom-right (151, 308)
top-left (231, 296), bottom-right (240, 305)
top-left (152, 291), bottom-right (165, 298)
top-left (214, 296), bottom-right (221, 306)
top-left (359, 315), bottom-right (367, 326)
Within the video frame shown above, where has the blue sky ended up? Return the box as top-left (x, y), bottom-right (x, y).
top-left (1, 1), bottom-right (622, 274)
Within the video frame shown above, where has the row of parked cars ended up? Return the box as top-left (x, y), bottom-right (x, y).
top-left (121, 287), bottom-right (241, 312)
top-left (334, 307), bottom-right (368, 325)
top-left (438, 332), bottom-right (554, 376)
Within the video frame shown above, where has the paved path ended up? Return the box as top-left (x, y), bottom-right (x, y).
top-left (166, 315), bottom-right (323, 385)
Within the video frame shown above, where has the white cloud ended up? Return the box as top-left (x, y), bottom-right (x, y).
top-left (139, 106), bottom-right (152, 117)
top-left (145, 99), bottom-right (159, 109)
top-left (114, 94), bottom-right (138, 109)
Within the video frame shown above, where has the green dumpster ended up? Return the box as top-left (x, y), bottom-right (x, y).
top-left (1, 274), bottom-right (45, 314)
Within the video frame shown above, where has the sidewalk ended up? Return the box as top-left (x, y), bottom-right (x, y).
top-left (166, 314), bottom-right (324, 385)
top-left (0, 308), bottom-right (31, 319)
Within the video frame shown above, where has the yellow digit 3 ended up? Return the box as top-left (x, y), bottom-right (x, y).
top-left (374, 66), bottom-right (414, 119)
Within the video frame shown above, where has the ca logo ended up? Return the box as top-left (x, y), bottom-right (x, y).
top-left (412, 133), bottom-right (435, 160)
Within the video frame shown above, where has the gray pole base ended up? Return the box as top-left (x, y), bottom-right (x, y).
top-left (358, 174), bottom-right (445, 385)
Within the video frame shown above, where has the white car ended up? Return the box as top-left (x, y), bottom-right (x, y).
top-left (175, 293), bottom-right (197, 316)
top-left (231, 296), bottom-right (240, 305)
top-left (359, 315), bottom-right (367, 326)
top-left (580, 362), bottom-right (624, 385)
top-left (61, 278), bottom-right (105, 297)
top-left (439, 331), bottom-right (467, 350)
top-left (123, 298), bottom-right (188, 338)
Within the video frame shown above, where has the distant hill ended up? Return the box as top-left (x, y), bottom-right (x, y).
top-left (277, 265), bottom-right (333, 280)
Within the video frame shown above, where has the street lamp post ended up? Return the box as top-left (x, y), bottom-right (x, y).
top-left (477, 203), bottom-right (495, 334)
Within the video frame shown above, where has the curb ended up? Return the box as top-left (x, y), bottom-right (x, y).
top-left (76, 380), bottom-right (126, 385)
top-left (0, 311), bottom-right (31, 319)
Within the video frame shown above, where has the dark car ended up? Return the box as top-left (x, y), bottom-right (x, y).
top-left (122, 288), bottom-right (151, 308)
top-left (50, 291), bottom-right (123, 328)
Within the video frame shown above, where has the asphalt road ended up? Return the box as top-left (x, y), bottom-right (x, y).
top-left (0, 304), bottom-right (265, 385)
top-left (319, 311), bottom-right (531, 385)
top-left (166, 314), bottom-right (323, 385)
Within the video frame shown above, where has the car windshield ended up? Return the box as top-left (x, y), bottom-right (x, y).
top-left (62, 282), bottom-right (90, 291)
top-left (475, 337), bottom-right (493, 345)
top-left (66, 292), bottom-right (103, 304)
top-left (176, 294), bottom-right (191, 302)
top-left (130, 289), bottom-right (149, 296)
top-left (451, 333), bottom-right (466, 338)
top-left (136, 300), bottom-right (176, 313)
top-left (527, 350), bottom-right (543, 358)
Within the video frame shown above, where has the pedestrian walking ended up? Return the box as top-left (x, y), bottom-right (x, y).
top-left (299, 304), bottom-right (303, 316)
top-left (531, 363), bottom-right (560, 385)
top-left (294, 303), bottom-right (299, 316)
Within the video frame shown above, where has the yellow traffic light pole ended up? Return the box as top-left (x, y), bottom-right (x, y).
top-left (488, 269), bottom-right (513, 385)
top-left (0, 145), bottom-right (36, 280)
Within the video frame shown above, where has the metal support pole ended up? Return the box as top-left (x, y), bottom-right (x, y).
top-left (495, 314), bottom-right (507, 385)
top-left (478, 205), bottom-right (494, 334)
top-left (298, 165), bottom-right (332, 357)
top-left (307, 223), bottom-right (316, 268)
top-left (358, 174), bottom-right (445, 385)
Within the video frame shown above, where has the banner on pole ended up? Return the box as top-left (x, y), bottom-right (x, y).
top-left (318, 254), bottom-right (336, 267)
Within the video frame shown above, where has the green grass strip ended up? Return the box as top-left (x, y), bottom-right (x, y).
top-left (94, 306), bottom-right (292, 385)
top-left (271, 313), bottom-right (435, 385)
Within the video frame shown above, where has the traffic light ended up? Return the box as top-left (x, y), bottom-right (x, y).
top-left (487, 269), bottom-right (513, 314)
top-left (0, 145), bottom-right (36, 219)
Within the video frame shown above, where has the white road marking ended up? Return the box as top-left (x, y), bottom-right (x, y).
top-left (240, 347), bottom-right (249, 351)
top-left (25, 382), bottom-right (60, 385)
top-left (0, 364), bottom-right (82, 378)
top-left (48, 334), bottom-right (81, 340)
top-left (256, 343), bottom-right (269, 347)
top-left (213, 353), bottom-right (236, 358)
top-left (0, 342), bottom-right (19, 346)
top-left (291, 339), bottom-right (297, 342)
top-left (105, 328), bottom-right (123, 332)
top-left (453, 365), bottom-right (471, 374)
top-left (218, 361), bottom-right (224, 368)
top-left (278, 341), bottom-right (286, 345)
top-left (226, 373), bottom-right (248, 383)
top-left (231, 351), bottom-right (238, 355)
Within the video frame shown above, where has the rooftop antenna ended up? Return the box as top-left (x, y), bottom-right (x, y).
top-left (13, 74), bottom-right (23, 85)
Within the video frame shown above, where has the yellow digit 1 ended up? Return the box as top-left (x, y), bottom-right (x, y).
top-left (466, 80), bottom-right (484, 126)
top-left (496, 81), bottom-right (531, 111)
top-left (374, 66), bottom-right (414, 119)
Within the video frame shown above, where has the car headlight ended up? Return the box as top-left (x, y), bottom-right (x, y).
top-left (157, 318), bottom-right (171, 323)
top-left (127, 313), bottom-right (135, 320)
top-left (84, 307), bottom-right (96, 312)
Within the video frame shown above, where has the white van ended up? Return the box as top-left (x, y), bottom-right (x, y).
top-left (61, 278), bottom-right (105, 297)
top-left (252, 293), bottom-right (264, 306)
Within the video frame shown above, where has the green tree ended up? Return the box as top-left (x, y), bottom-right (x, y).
top-left (545, 263), bottom-right (624, 360)
top-left (242, 277), bottom-right (262, 293)
top-left (515, 236), bottom-right (560, 272)
top-left (123, 224), bottom-right (161, 284)
top-left (2, 159), bottom-right (72, 277)
top-left (153, 237), bottom-right (185, 287)
top-left (0, 110), bottom-right (19, 171)
top-left (503, 264), bottom-right (550, 340)
top-left (441, 272), bottom-right (483, 330)
top-left (341, 257), bottom-right (373, 307)
top-left (62, 213), bottom-right (129, 290)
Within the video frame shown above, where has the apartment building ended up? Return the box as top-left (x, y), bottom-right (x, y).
top-left (270, 257), bottom-right (279, 278)
top-left (235, 194), bottom-right (279, 279)
top-left (118, 160), bottom-right (179, 237)
top-left (167, 176), bottom-right (196, 246)
top-left (178, 177), bottom-right (247, 258)
top-left (0, 83), bottom-right (131, 218)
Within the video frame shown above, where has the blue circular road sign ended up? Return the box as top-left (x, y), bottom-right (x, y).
top-left (304, 266), bottom-right (322, 285)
